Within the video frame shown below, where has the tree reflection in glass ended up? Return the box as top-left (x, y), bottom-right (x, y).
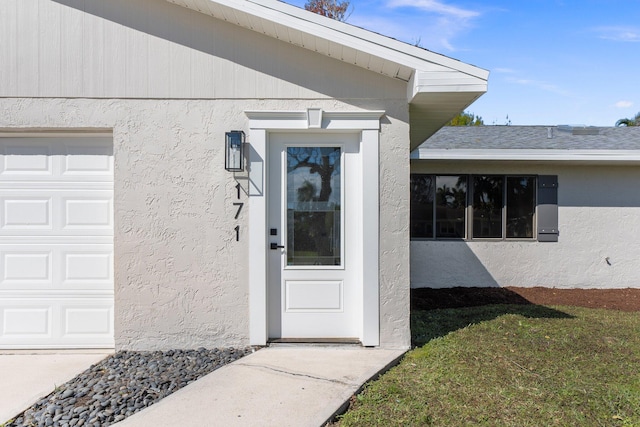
top-left (410, 175), bottom-right (435, 238)
top-left (473, 175), bottom-right (503, 238)
top-left (286, 147), bottom-right (341, 266)
top-left (435, 176), bottom-right (467, 238)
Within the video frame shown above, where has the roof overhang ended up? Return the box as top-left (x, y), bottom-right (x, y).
top-left (165, 0), bottom-right (488, 147)
top-left (411, 149), bottom-right (640, 165)
top-left (408, 71), bottom-right (486, 150)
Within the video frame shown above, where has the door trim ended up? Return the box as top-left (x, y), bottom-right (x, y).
top-left (245, 109), bottom-right (382, 346)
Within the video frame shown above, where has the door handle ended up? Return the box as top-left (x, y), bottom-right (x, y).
top-left (270, 242), bottom-right (285, 250)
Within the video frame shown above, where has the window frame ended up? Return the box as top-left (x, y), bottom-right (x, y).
top-left (410, 173), bottom-right (538, 242)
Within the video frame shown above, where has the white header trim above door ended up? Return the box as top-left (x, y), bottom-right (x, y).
top-left (245, 109), bottom-right (382, 346)
top-left (245, 109), bottom-right (384, 131)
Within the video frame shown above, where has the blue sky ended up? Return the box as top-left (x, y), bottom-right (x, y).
top-left (284, 0), bottom-right (640, 126)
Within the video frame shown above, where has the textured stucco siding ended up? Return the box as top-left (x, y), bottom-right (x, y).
top-left (378, 107), bottom-right (411, 348)
top-left (0, 97), bottom-right (411, 350)
top-left (410, 161), bottom-right (640, 289)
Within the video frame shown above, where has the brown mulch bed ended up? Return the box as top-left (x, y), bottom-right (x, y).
top-left (412, 287), bottom-right (640, 312)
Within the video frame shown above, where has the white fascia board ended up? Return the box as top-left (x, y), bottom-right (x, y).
top-left (407, 70), bottom-right (488, 104)
top-left (411, 149), bottom-right (640, 163)
top-left (167, 0), bottom-right (489, 83)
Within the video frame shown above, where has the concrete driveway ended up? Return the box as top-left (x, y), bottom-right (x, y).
top-left (0, 350), bottom-right (112, 423)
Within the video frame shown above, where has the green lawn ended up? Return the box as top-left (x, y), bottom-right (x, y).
top-left (338, 305), bottom-right (640, 426)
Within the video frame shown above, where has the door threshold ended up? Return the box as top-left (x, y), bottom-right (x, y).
top-left (268, 338), bottom-right (361, 346)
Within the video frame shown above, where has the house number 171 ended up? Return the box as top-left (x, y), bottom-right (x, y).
top-left (234, 183), bottom-right (243, 242)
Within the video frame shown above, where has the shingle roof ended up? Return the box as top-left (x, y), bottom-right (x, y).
top-left (415, 126), bottom-right (640, 150)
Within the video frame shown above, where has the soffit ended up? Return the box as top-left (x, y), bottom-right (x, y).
top-left (408, 91), bottom-right (485, 151)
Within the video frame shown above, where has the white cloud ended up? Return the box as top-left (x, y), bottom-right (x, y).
top-left (379, 0), bottom-right (481, 51)
top-left (387, 0), bottom-right (480, 20)
top-left (349, 12), bottom-right (469, 51)
top-left (507, 77), bottom-right (570, 96)
top-left (594, 26), bottom-right (640, 42)
top-left (615, 101), bottom-right (634, 108)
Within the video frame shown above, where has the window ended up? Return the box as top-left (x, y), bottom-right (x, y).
top-left (410, 174), bottom-right (538, 240)
top-left (409, 174), bottom-right (434, 238)
top-left (410, 175), bottom-right (467, 238)
top-left (472, 175), bottom-right (503, 238)
top-left (435, 175), bottom-right (466, 238)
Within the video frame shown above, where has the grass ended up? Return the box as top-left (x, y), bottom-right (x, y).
top-left (337, 305), bottom-right (640, 426)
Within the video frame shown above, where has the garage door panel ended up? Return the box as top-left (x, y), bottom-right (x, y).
top-left (63, 305), bottom-right (113, 336)
top-left (0, 245), bottom-right (112, 290)
top-left (2, 306), bottom-right (51, 336)
top-left (62, 143), bottom-right (113, 176)
top-left (0, 190), bottom-right (113, 236)
top-left (2, 251), bottom-right (53, 284)
top-left (2, 197), bottom-right (52, 229)
top-left (63, 197), bottom-right (113, 230)
top-left (0, 136), bottom-right (114, 349)
top-left (0, 137), bottom-right (113, 182)
top-left (0, 297), bottom-right (114, 348)
top-left (64, 252), bottom-right (112, 282)
top-left (1, 143), bottom-right (53, 176)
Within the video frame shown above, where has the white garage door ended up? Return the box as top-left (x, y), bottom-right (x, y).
top-left (0, 136), bottom-right (114, 349)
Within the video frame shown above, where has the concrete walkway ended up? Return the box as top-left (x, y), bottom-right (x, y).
top-left (0, 350), bottom-right (113, 424)
top-left (116, 346), bottom-right (406, 427)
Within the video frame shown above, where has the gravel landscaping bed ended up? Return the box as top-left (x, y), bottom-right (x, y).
top-left (5, 347), bottom-right (256, 427)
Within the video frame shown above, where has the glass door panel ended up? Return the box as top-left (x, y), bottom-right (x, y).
top-left (286, 147), bottom-right (341, 266)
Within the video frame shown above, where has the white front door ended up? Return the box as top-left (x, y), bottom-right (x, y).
top-left (268, 133), bottom-right (361, 340)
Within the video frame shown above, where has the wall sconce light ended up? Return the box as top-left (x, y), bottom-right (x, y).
top-left (225, 130), bottom-right (245, 172)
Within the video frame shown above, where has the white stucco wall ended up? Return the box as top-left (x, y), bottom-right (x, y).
top-left (411, 161), bottom-right (640, 289)
top-left (0, 97), bottom-right (410, 350)
top-left (379, 120), bottom-right (411, 347)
